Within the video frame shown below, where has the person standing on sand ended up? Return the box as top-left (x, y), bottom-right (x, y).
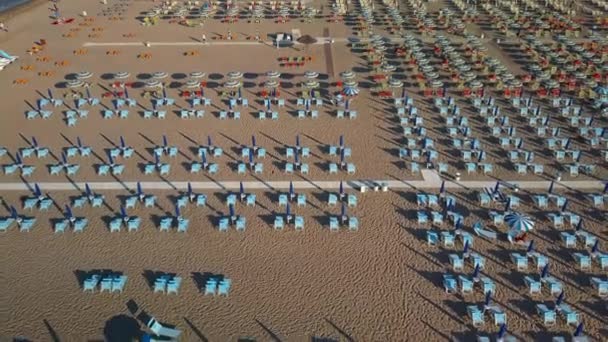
top-left (202, 33), bottom-right (207, 43)
top-left (0, 22), bottom-right (7, 32)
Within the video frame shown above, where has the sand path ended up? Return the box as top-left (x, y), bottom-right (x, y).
top-left (0, 169), bottom-right (602, 191)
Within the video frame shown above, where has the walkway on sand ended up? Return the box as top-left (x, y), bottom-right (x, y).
top-left (0, 171), bottom-right (603, 192)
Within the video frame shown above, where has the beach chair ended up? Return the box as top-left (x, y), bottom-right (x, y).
top-left (458, 275), bottom-right (474, 294)
top-left (449, 254), bottom-right (464, 271)
top-left (510, 253), bottom-right (528, 271)
top-left (73, 218), bottom-right (88, 232)
top-left (39, 199), bottom-right (52, 211)
top-left (443, 274), bottom-right (457, 293)
top-left (100, 278), bottom-right (113, 292)
top-left (254, 163), bottom-right (263, 174)
top-left (54, 220), bottom-right (67, 233)
top-left (112, 275), bottom-right (127, 293)
top-left (237, 163), bottom-right (246, 174)
top-left (431, 212), bottom-right (444, 225)
top-left (529, 252), bottom-right (548, 270)
top-left (0, 218), bottom-right (14, 232)
top-left (328, 163), bottom-right (338, 174)
top-left (159, 217), bottom-right (172, 232)
top-left (274, 216), bottom-right (284, 230)
top-left (83, 275), bottom-right (100, 292)
top-left (19, 218), bottom-right (35, 232)
top-left (226, 194), bottom-right (237, 207)
top-left (329, 217), bottom-right (339, 231)
top-left (348, 217), bottom-right (359, 231)
top-left (218, 218), bottom-right (229, 232)
top-left (177, 218), bottom-right (189, 232)
top-left (489, 211), bottom-right (504, 226)
top-left (544, 276), bottom-right (563, 296)
top-left (109, 218), bottom-right (122, 232)
top-left (295, 216), bottom-right (304, 230)
top-left (300, 163), bottom-right (309, 174)
top-left (427, 231), bottom-right (438, 246)
top-left (590, 277), bottom-right (608, 297)
top-left (417, 211), bottom-right (428, 225)
top-left (167, 277), bottom-right (182, 294)
top-left (470, 253), bottom-right (485, 270)
top-left (208, 164), bottom-right (219, 174)
top-left (218, 279), bottom-right (231, 296)
top-left (297, 194), bottom-right (306, 207)
top-left (328, 194), bottom-right (338, 206)
top-left (590, 195), bottom-right (605, 207)
top-left (481, 277), bottom-right (496, 296)
top-left (548, 213), bottom-right (564, 229)
top-left (558, 304), bottom-right (579, 325)
top-left (572, 253), bottom-right (591, 270)
top-left (524, 275), bottom-right (541, 295)
top-left (467, 306), bottom-right (484, 326)
top-left (346, 163), bottom-right (356, 174)
top-left (560, 232), bottom-right (576, 248)
top-left (490, 307), bottom-right (506, 326)
top-left (575, 231), bottom-right (597, 248)
top-left (154, 278), bottom-right (168, 293)
top-left (146, 317), bottom-right (182, 339)
top-left (234, 217), bottom-right (246, 231)
top-left (205, 278), bottom-right (217, 295)
top-left (246, 194), bottom-right (256, 207)
top-left (441, 231), bottom-right (455, 248)
top-left (256, 148), bottom-right (266, 159)
top-left (536, 304), bottom-right (556, 326)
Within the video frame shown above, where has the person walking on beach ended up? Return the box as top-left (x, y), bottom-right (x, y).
top-left (201, 33), bottom-right (207, 43)
top-left (0, 22), bottom-right (7, 32)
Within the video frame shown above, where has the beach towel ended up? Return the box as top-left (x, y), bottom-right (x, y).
top-left (52, 18), bottom-right (74, 25)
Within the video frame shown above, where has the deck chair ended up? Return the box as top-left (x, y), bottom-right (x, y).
top-left (536, 304), bottom-right (556, 326)
top-left (572, 253), bottom-right (591, 270)
top-left (511, 253), bottom-right (528, 271)
top-left (524, 275), bottom-right (541, 295)
top-left (274, 216), bottom-right (284, 230)
top-left (441, 231), bottom-right (455, 247)
top-left (112, 275), bottom-right (127, 292)
top-left (557, 304), bottom-right (579, 325)
top-left (83, 275), bottom-right (100, 292)
top-left (218, 279), bottom-right (231, 295)
top-left (467, 306), bottom-right (484, 326)
top-left (295, 216), bottom-right (305, 230)
top-left (329, 217), bottom-right (339, 231)
top-left (235, 217), bottom-right (246, 231)
top-left (167, 277), bottom-right (182, 294)
top-left (348, 217), bottom-right (358, 231)
top-left (147, 317), bottom-right (182, 339)
top-left (590, 277), bottom-right (608, 297)
top-left (449, 254), bottom-right (464, 271)
top-left (443, 274), bottom-right (457, 293)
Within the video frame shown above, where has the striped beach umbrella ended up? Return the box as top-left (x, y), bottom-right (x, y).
top-left (505, 212), bottom-right (534, 232)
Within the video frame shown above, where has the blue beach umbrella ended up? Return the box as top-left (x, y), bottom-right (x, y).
top-left (505, 212), bottom-right (534, 232)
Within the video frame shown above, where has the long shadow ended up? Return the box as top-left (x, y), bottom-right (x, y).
top-left (324, 319), bottom-right (354, 342)
top-left (417, 291), bottom-right (465, 325)
top-left (256, 319), bottom-right (282, 342)
top-left (43, 319), bottom-right (60, 342)
top-left (183, 317), bottom-right (209, 341)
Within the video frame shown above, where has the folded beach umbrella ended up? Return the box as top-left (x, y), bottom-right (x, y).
top-left (227, 71), bottom-right (243, 79)
top-left (304, 71), bottom-right (319, 79)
